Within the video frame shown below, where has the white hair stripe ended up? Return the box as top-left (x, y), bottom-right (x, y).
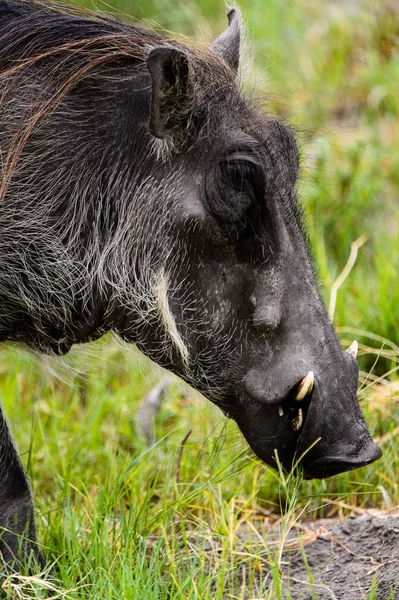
top-left (156, 268), bottom-right (190, 370)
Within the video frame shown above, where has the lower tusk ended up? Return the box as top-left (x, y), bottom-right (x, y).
top-left (296, 371), bottom-right (314, 401)
top-left (291, 408), bottom-right (303, 431)
top-left (346, 340), bottom-right (358, 359)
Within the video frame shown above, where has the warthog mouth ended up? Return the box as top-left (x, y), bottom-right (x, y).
top-left (273, 370), bottom-right (382, 479)
top-left (275, 370), bottom-right (314, 435)
top-left (237, 350), bottom-right (382, 480)
top-left (294, 387), bottom-right (382, 480)
top-left (302, 445), bottom-right (383, 480)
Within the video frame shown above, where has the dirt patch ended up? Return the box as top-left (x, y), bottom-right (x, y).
top-left (259, 514), bottom-right (399, 599)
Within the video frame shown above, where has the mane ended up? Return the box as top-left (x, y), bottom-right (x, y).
top-left (0, 0), bottom-right (234, 200)
top-left (0, 1), bottom-right (167, 200)
top-left (0, 0), bottom-right (236, 370)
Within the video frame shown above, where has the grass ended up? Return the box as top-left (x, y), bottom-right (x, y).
top-left (1, 0), bottom-right (399, 598)
top-left (1, 337), bottom-right (398, 598)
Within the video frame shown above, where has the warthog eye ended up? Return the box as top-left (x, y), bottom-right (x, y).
top-left (206, 153), bottom-right (264, 241)
top-left (222, 160), bottom-right (258, 192)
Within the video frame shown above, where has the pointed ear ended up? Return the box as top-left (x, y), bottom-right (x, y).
top-left (210, 8), bottom-right (241, 73)
top-left (146, 46), bottom-right (194, 140)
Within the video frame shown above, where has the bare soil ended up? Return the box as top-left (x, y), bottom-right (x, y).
top-left (260, 513), bottom-right (399, 599)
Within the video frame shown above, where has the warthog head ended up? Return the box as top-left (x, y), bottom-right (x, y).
top-left (0, 2), bottom-right (381, 479)
top-left (129, 9), bottom-right (381, 478)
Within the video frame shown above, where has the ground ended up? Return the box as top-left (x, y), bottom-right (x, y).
top-left (251, 513), bottom-right (399, 599)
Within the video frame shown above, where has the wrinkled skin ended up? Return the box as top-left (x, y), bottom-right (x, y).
top-left (0, 1), bottom-right (381, 568)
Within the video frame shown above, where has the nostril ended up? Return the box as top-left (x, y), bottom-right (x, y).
top-left (253, 302), bottom-right (281, 332)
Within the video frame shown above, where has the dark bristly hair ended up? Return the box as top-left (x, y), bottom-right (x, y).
top-left (0, 0), bottom-right (236, 360)
top-left (0, 1), bottom-right (235, 199)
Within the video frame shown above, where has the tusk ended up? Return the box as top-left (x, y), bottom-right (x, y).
top-left (296, 371), bottom-right (314, 401)
top-left (291, 408), bottom-right (303, 431)
top-left (346, 340), bottom-right (358, 359)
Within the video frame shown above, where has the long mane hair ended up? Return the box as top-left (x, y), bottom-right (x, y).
top-left (0, 1), bottom-right (233, 373)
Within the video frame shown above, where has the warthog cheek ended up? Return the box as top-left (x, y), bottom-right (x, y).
top-left (155, 268), bottom-right (190, 369)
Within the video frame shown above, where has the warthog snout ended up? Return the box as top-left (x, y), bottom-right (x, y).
top-left (297, 354), bottom-right (382, 479)
top-left (241, 342), bottom-right (382, 479)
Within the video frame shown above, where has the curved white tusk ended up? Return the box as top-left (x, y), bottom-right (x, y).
top-left (296, 371), bottom-right (314, 401)
top-left (291, 408), bottom-right (303, 431)
top-left (346, 340), bottom-right (358, 359)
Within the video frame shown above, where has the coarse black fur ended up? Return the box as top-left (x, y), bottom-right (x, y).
top-left (0, 0), bottom-right (381, 569)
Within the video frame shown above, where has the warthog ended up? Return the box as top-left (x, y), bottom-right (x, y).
top-left (0, 0), bottom-right (381, 567)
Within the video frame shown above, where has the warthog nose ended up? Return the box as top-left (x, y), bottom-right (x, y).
top-left (303, 436), bottom-right (382, 479)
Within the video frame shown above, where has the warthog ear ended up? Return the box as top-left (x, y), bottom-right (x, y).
top-left (210, 8), bottom-right (241, 73)
top-left (146, 46), bottom-right (194, 140)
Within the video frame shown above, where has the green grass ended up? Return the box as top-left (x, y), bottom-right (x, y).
top-left (1, 0), bottom-right (399, 597)
top-left (1, 338), bottom-right (397, 598)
